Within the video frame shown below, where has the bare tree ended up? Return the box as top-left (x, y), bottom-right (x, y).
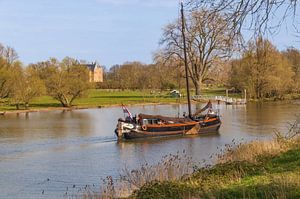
top-left (0, 43), bottom-right (18, 64)
top-left (160, 9), bottom-right (236, 95)
top-left (188, 0), bottom-right (299, 38)
top-left (0, 43), bottom-right (4, 56)
top-left (4, 46), bottom-right (18, 64)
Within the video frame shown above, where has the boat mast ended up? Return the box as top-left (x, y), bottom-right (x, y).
top-left (180, 2), bottom-right (192, 118)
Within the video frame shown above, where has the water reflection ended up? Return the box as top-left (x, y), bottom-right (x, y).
top-left (0, 110), bottom-right (93, 141)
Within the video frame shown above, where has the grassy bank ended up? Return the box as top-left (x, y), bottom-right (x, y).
top-left (0, 88), bottom-right (239, 112)
top-left (132, 140), bottom-right (300, 199)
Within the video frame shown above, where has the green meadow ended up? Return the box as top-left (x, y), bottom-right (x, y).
top-left (0, 88), bottom-right (240, 112)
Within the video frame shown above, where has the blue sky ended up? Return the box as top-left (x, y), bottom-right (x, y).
top-left (0, 0), bottom-right (299, 68)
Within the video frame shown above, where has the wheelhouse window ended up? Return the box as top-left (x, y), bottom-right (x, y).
top-left (142, 119), bottom-right (148, 125)
top-left (142, 119), bottom-right (160, 125)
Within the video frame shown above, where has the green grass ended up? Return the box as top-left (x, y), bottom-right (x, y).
top-left (74, 89), bottom-right (180, 106)
top-left (201, 87), bottom-right (242, 98)
top-left (131, 145), bottom-right (300, 199)
top-left (0, 88), bottom-right (238, 112)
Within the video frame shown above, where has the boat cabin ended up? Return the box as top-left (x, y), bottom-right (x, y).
top-left (138, 114), bottom-right (191, 125)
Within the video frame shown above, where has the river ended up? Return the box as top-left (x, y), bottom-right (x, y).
top-left (0, 101), bottom-right (299, 198)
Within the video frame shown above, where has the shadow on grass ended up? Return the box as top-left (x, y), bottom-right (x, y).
top-left (91, 95), bottom-right (171, 99)
top-left (214, 182), bottom-right (300, 199)
top-left (29, 103), bottom-right (62, 108)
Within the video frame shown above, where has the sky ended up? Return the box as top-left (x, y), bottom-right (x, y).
top-left (0, 0), bottom-right (299, 68)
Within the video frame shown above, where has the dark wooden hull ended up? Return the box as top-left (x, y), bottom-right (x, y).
top-left (122, 121), bottom-right (221, 140)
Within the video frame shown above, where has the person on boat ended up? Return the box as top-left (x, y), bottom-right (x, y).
top-left (125, 116), bottom-right (132, 122)
top-left (134, 114), bottom-right (140, 124)
top-left (207, 108), bottom-right (215, 115)
top-left (132, 115), bottom-right (137, 123)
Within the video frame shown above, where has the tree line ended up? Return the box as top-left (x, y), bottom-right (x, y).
top-left (100, 60), bottom-right (185, 91)
top-left (100, 37), bottom-right (300, 101)
top-left (1, 36), bottom-right (299, 111)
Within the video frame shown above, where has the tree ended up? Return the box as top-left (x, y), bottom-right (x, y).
top-left (28, 58), bottom-right (59, 81)
top-left (0, 43), bottom-right (18, 64)
top-left (0, 43), bottom-right (4, 56)
top-left (160, 9), bottom-right (236, 95)
top-left (230, 38), bottom-right (294, 99)
top-left (0, 58), bottom-right (11, 99)
top-left (282, 47), bottom-right (300, 93)
top-left (9, 63), bottom-right (46, 109)
top-left (154, 54), bottom-right (186, 90)
top-left (43, 57), bottom-right (91, 107)
top-left (206, 60), bottom-right (231, 86)
top-left (0, 43), bottom-right (21, 100)
top-left (103, 61), bottom-right (174, 90)
top-left (4, 46), bottom-right (18, 64)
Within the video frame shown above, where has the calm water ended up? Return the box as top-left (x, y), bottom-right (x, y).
top-left (0, 101), bottom-right (300, 198)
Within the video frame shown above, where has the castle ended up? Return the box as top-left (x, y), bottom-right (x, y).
top-left (85, 62), bottom-right (103, 83)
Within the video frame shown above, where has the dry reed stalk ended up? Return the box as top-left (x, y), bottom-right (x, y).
top-left (99, 150), bottom-right (194, 198)
top-left (217, 139), bottom-right (288, 164)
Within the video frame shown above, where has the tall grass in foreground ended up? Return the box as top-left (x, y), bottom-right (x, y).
top-left (80, 117), bottom-right (300, 199)
top-left (218, 117), bottom-right (300, 164)
top-left (80, 152), bottom-right (194, 199)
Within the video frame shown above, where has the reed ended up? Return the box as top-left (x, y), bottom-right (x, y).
top-left (217, 139), bottom-right (289, 164)
top-left (96, 151), bottom-right (194, 198)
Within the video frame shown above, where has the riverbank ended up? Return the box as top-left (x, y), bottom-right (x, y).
top-left (89, 133), bottom-right (300, 199)
top-left (1, 88), bottom-right (299, 115)
top-left (0, 102), bottom-right (185, 115)
top-left (0, 88), bottom-right (233, 114)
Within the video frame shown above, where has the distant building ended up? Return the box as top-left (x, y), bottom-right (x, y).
top-left (85, 62), bottom-right (103, 83)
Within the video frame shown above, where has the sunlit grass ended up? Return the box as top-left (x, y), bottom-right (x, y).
top-left (0, 88), bottom-right (237, 112)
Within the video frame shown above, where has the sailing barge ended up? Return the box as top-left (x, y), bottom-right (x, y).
top-left (115, 107), bottom-right (221, 140)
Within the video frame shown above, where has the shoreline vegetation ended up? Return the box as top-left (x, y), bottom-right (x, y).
top-left (1, 88), bottom-right (300, 115)
top-left (81, 121), bottom-right (300, 199)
